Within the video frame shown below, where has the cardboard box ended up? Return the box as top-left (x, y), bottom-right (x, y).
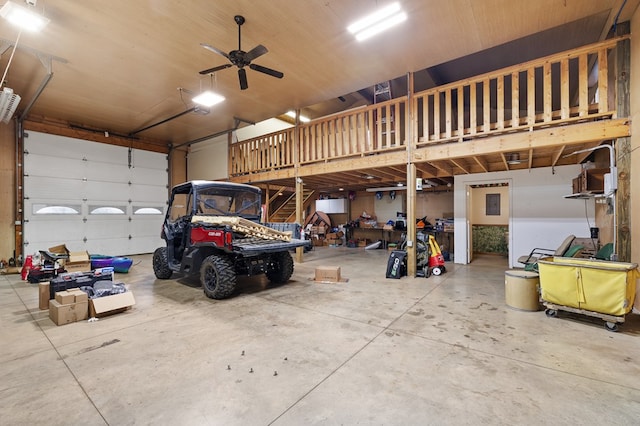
top-left (357, 239), bottom-right (369, 247)
top-left (55, 291), bottom-right (75, 305)
top-left (48, 244), bottom-right (70, 257)
top-left (326, 232), bottom-right (338, 239)
top-left (312, 238), bottom-right (325, 247)
top-left (89, 291), bottom-right (135, 318)
top-left (315, 266), bottom-right (341, 282)
top-left (66, 251), bottom-right (91, 272)
top-left (68, 288), bottom-right (89, 303)
top-left (326, 238), bottom-right (342, 246)
top-left (39, 281), bottom-right (50, 310)
top-left (49, 299), bottom-right (89, 325)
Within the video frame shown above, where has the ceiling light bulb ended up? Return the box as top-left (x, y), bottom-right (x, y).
top-left (192, 91), bottom-right (225, 107)
top-left (0, 1), bottom-right (49, 32)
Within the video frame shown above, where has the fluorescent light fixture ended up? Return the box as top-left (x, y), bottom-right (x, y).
top-left (348, 2), bottom-right (407, 41)
top-left (286, 110), bottom-right (310, 123)
top-left (0, 1), bottom-right (50, 32)
top-left (192, 91), bottom-right (225, 107)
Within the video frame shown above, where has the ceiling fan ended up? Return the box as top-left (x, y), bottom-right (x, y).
top-left (199, 15), bottom-right (284, 90)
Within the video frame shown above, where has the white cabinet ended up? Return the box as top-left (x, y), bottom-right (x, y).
top-left (316, 198), bottom-right (348, 214)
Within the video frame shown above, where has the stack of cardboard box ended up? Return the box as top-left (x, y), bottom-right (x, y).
top-left (49, 289), bottom-right (89, 325)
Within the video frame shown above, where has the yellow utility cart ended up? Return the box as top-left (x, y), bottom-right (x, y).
top-left (538, 256), bottom-right (638, 331)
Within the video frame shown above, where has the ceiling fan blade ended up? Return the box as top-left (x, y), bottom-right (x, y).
top-left (244, 44), bottom-right (268, 62)
top-left (200, 43), bottom-right (230, 59)
top-left (249, 63), bottom-right (284, 79)
top-left (199, 63), bottom-right (232, 75)
top-left (238, 68), bottom-right (248, 90)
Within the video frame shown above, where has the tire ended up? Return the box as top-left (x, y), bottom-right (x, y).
top-left (200, 255), bottom-right (236, 299)
top-left (152, 247), bottom-right (173, 279)
top-left (431, 266), bottom-right (443, 276)
top-left (604, 321), bottom-right (619, 332)
top-left (266, 251), bottom-right (294, 284)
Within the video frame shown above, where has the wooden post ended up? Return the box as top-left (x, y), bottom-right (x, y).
top-left (294, 109), bottom-right (304, 263)
top-left (406, 72), bottom-right (416, 276)
top-left (615, 25), bottom-right (630, 262)
top-left (406, 163), bottom-right (417, 277)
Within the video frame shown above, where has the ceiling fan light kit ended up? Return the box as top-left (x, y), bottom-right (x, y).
top-left (199, 15), bottom-right (284, 90)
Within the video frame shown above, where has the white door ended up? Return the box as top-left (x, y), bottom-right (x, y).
top-left (23, 132), bottom-right (167, 256)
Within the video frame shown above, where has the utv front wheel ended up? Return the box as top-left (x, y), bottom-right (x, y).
top-left (266, 251), bottom-right (294, 284)
top-left (152, 247), bottom-right (173, 279)
top-left (200, 255), bottom-right (237, 299)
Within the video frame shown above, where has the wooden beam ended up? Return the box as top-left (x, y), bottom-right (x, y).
top-left (24, 120), bottom-right (169, 153)
top-left (449, 159), bottom-right (470, 174)
top-left (473, 156), bottom-right (489, 172)
top-left (413, 118), bottom-right (629, 162)
top-left (551, 145), bottom-right (566, 167)
top-left (500, 153), bottom-right (509, 170)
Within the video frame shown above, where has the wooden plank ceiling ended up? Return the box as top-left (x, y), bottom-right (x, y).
top-left (0, 0), bottom-right (635, 193)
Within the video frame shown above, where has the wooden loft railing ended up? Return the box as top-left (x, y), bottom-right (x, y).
top-left (229, 37), bottom-right (624, 178)
top-left (413, 38), bottom-right (619, 146)
top-left (229, 128), bottom-right (296, 176)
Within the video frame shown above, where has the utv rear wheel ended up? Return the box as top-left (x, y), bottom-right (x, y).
top-left (266, 251), bottom-right (294, 284)
top-left (152, 247), bottom-right (173, 279)
top-left (200, 255), bottom-right (236, 299)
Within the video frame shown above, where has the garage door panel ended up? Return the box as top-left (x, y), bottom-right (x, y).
top-left (25, 134), bottom-right (89, 159)
top-left (128, 239), bottom-right (162, 255)
top-left (129, 166), bottom-right (166, 185)
top-left (85, 218), bottom-right (129, 239)
top-left (131, 185), bottom-right (168, 203)
top-left (82, 143), bottom-right (128, 164)
top-left (24, 177), bottom-right (85, 202)
top-left (130, 219), bottom-right (163, 236)
top-left (130, 149), bottom-right (167, 169)
top-left (24, 219), bottom-right (84, 252)
top-left (84, 238), bottom-right (131, 256)
top-left (84, 163), bottom-right (130, 183)
top-left (24, 153), bottom-right (86, 179)
top-left (84, 181), bottom-right (130, 201)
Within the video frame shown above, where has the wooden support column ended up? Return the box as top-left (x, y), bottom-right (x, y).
top-left (263, 184), bottom-right (270, 222)
top-left (294, 109), bottom-right (304, 263)
top-left (615, 24), bottom-right (631, 262)
top-left (406, 163), bottom-right (417, 276)
top-left (406, 72), bottom-right (416, 276)
top-left (295, 176), bottom-right (304, 263)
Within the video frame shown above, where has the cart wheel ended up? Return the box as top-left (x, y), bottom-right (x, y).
top-left (604, 322), bottom-right (619, 332)
top-left (545, 309), bottom-right (558, 318)
top-left (431, 267), bottom-right (443, 276)
top-left (425, 267), bottom-right (432, 278)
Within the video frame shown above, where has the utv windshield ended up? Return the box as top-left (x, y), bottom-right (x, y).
top-left (195, 186), bottom-right (261, 219)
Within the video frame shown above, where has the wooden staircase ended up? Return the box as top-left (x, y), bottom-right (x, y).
top-left (269, 188), bottom-right (315, 223)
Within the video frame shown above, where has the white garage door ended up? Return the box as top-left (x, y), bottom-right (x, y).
top-left (23, 132), bottom-right (167, 256)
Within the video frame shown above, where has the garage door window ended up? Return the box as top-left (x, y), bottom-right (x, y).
top-left (33, 204), bottom-right (81, 215)
top-left (134, 206), bottom-right (163, 215)
top-left (90, 206), bottom-right (126, 214)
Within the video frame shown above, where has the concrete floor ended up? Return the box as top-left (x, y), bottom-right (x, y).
top-left (1, 247), bottom-right (640, 425)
